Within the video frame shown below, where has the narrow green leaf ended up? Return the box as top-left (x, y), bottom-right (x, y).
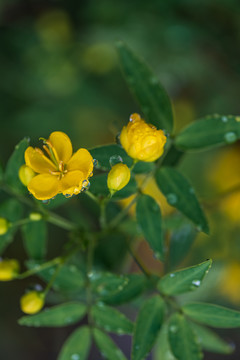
top-left (58, 326), bottom-right (91, 360)
top-left (168, 221), bottom-right (197, 270)
top-left (27, 260), bottom-right (85, 293)
top-left (18, 302), bottom-right (86, 327)
top-left (168, 313), bottom-right (203, 360)
top-left (90, 173), bottom-right (137, 199)
top-left (91, 303), bottom-right (133, 334)
top-left (154, 322), bottom-right (176, 360)
top-left (90, 144), bottom-right (133, 170)
top-left (158, 260), bottom-right (212, 296)
top-left (190, 322), bottom-right (234, 354)
top-left (90, 271), bottom-right (129, 300)
top-left (103, 274), bottom-right (146, 305)
top-left (156, 167), bottom-right (209, 234)
top-left (93, 329), bottom-right (127, 360)
top-left (182, 302), bottom-right (240, 328)
top-left (0, 199), bottom-right (23, 254)
top-left (175, 115), bottom-right (240, 151)
top-left (136, 194), bottom-right (164, 261)
top-left (132, 295), bottom-right (165, 360)
top-left (117, 42), bottom-right (174, 133)
top-left (4, 138), bottom-right (29, 192)
top-left (21, 220), bottom-right (47, 260)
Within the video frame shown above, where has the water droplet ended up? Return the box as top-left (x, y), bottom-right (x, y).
top-left (71, 354), bottom-right (80, 360)
top-left (192, 280), bottom-right (201, 287)
top-left (69, 265), bottom-right (77, 272)
top-left (93, 159), bottom-right (98, 167)
top-left (34, 284), bottom-right (43, 291)
top-left (170, 273), bottom-right (175, 278)
top-left (166, 193), bottom-right (178, 205)
top-left (154, 252), bottom-right (161, 260)
top-left (118, 285), bottom-right (124, 291)
top-left (169, 325), bottom-right (178, 333)
top-left (224, 132), bottom-right (237, 144)
top-left (135, 345), bottom-right (140, 350)
top-left (150, 77), bottom-right (158, 85)
top-left (65, 194), bottom-right (72, 198)
top-left (189, 187), bottom-right (195, 194)
top-left (66, 317), bottom-right (73, 323)
top-left (109, 155), bottom-right (123, 167)
top-left (97, 301), bottom-right (104, 307)
top-left (87, 271), bottom-right (94, 278)
top-left (42, 199), bottom-right (50, 204)
top-left (221, 116), bottom-right (228, 122)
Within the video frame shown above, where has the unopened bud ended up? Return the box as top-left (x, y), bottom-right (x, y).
top-left (19, 165), bottom-right (35, 186)
top-left (0, 259), bottom-right (20, 281)
top-left (107, 163), bottom-right (131, 193)
top-left (0, 218), bottom-right (10, 235)
top-left (20, 290), bottom-right (44, 314)
top-left (29, 212), bottom-right (42, 221)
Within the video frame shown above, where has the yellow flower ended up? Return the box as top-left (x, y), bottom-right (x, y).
top-left (20, 291), bottom-right (44, 314)
top-left (120, 113), bottom-right (167, 162)
top-left (219, 262), bottom-right (240, 304)
top-left (25, 131), bottom-right (93, 200)
top-left (0, 217), bottom-right (9, 235)
top-left (107, 163), bottom-right (131, 192)
top-left (19, 165), bottom-right (35, 186)
top-left (0, 259), bottom-right (20, 281)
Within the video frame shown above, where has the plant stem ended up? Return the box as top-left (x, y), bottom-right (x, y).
top-left (86, 236), bottom-right (95, 328)
top-left (17, 257), bottom-right (62, 279)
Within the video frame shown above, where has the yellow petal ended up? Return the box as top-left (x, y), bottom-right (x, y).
top-left (67, 148), bottom-right (93, 178)
top-left (49, 131), bottom-right (73, 163)
top-left (28, 174), bottom-right (60, 200)
top-left (25, 147), bottom-right (56, 173)
top-left (60, 170), bottom-right (84, 196)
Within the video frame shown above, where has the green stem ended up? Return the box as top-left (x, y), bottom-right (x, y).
top-left (86, 236), bottom-right (95, 328)
top-left (43, 261), bottom-right (63, 297)
top-left (17, 257), bottom-right (62, 279)
top-left (85, 190), bottom-right (100, 204)
top-left (45, 212), bottom-right (76, 231)
top-left (108, 194), bottom-right (138, 229)
top-left (99, 197), bottom-right (108, 229)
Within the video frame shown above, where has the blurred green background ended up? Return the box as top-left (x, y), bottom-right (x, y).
top-left (0, 0), bottom-right (240, 359)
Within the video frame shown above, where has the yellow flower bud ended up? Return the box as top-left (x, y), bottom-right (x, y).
top-left (107, 163), bottom-right (131, 192)
top-left (0, 217), bottom-right (9, 235)
top-left (0, 259), bottom-right (20, 281)
top-left (20, 291), bottom-right (44, 314)
top-left (19, 165), bottom-right (35, 186)
top-left (29, 212), bottom-right (42, 221)
top-left (120, 113), bottom-right (167, 162)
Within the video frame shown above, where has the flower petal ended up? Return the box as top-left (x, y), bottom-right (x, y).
top-left (60, 170), bottom-right (84, 196)
top-left (25, 147), bottom-right (56, 174)
top-left (28, 174), bottom-right (60, 200)
top-left (49, 131), bottom-right (73, 163)
top-left (67, 148), bottom-right (93, 178)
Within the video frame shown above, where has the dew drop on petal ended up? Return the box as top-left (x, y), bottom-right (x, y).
top-left (42, 199), bottom-right (50, 204)
top-left (109, 155), bottom-right (123, 167)
top-left (166, 193), bottom-right (178, 205)
top-left (93, 159), bottom-right (98, 167)
top-left (224, 132), bottom-right (237, 144)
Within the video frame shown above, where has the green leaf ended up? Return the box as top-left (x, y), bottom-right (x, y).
top-left (91, 303), bottom-right (133, 334)
top-left (175, 114), bottom-right (240, 151)
top-left (154, 322), bottom-right (176, 360)
top-left (4, 138), bottom-right (29, 192)
top-left (93, 329), bottom-right (127, 360)
top-left (90, 173), bottom-right (137, 199)
top-left (103, 274), bottom-right (147, 305)
top-left (168, 313), bottom-right (203, 360)
top-left (21, 220), bottom-right (47, 260)
top-left (132, 295), bottom-right (165, 360)
top-left (168, 221), bottom-right (197, 270)
top-left (58, 326), bottom-right (91, 360)
top-left (156, 167), bottom-right (209, 234)
top-left (90, 271), bottom-right (129, 300)
top-left (157, 260), bottom-right (212, 296)
top-left (90, 144), bottom-right (133, 170)
top-left (27, 260), bottom-right (85, 293)
top-left (136, 194), bottom-right (164, 261)
top-left (18, 302), bottom-right (86, 327)
top-left (0, 199), bottom-right (23, 254)
top-left (182, 302), bottom-right (240, 328)
top-left (190, 322), bottom-right (234, 354)
top-left (116, 42), bottom-right (174, 133)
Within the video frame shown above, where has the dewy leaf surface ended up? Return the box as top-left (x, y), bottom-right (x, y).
top-left (117, 42), bottom-right (174, 133)
top-left (58, 326), bottom-right (91, 360)
top-left (157, 259), bottom-right (212, 296)
top-left (156, 167), bottom-right (209, 234)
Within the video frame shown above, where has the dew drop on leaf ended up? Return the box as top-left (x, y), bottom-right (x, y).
top-left (166, 193), bottom-right (178, 205)
top-left (224, 132), bottom-right (237, 144)
top-left (109, 155), bottom-right (123, 167)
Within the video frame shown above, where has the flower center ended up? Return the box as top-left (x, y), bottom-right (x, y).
top-left (40, 138), bottom-right (68, 179)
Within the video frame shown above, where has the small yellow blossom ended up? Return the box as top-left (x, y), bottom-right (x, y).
top-left (0, 217), bottom-right (9, 235)
top-left (107, 163), bottom-right (131, 192)
top-left (20, 291), bottom-right (44, 314)
top-left (19, 165), bottom-right (35, 186)
top-left (120, 113), bottom-right (167, 162)
top-left (25, 131), bottom-right (93, 200)
top-left (0, 259), bottom-right (20, 281)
